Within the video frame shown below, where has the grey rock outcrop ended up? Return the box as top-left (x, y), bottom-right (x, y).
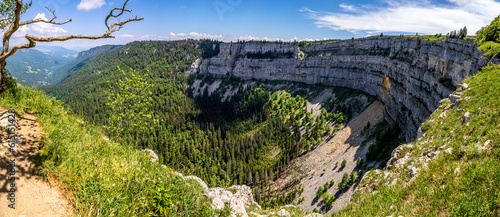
top-left (185, 175), bottom-right (209, 193)
top-left (208, 185), bottom-right (261, 217)
top-left (192, 37), bottom-right (486, 141)
top-left (144, 149), bottom-right (159, 162)
top-left (145, 149), bottom-right (260, 216)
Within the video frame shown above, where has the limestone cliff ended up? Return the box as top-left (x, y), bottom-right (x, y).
top-left (190, 37), bottom-right (487, 141)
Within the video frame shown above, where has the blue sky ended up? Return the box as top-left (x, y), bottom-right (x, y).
top-left (8, 0), bottom-right (500, 50)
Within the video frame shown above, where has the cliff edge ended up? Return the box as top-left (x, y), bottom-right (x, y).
top-left (190, 37), bottom-right (487, 141)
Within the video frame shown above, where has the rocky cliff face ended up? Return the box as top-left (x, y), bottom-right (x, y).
top-left (190, 37), bottom-right (487, 141)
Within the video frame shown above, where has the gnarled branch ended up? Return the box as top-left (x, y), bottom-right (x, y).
top-left (0, 0), bottom-right (143, 62)
top-left (1, 0), bottom-right (23, 58)
top-left (105, 0), bottom-right (133, 32)
top-left (20, 7), bottom-right (72, 26)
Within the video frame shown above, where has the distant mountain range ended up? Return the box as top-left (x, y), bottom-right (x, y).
top-left (5, 45), bottom-right (120, 87)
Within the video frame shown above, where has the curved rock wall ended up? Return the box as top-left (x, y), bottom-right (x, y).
top-left (191, 37), bottom-right (487, 141)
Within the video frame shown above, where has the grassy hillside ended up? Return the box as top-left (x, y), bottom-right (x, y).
top-left (0, 85), bottom-right (223, 216)
top-left (335, 64), bottom-right (500, 216)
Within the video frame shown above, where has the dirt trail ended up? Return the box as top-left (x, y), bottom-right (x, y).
top-left (271, 100), bottom-right (386, 215)
top-left (0, 107), bottom-right (73, 217)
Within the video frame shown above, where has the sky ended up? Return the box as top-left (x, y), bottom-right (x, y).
top-left (5, 0), bottom-right (500, 50)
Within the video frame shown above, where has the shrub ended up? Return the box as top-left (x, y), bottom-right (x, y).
top-left (476, 15), bottom-right (500, 44)
top-left (323, 193), bottom-right (335, 208)
top-left (356, 157), bottom-right (363, 167)
top-left (316, 186), bottom-right (324, 198)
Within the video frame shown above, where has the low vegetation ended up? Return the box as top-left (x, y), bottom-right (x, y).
top-left (335, 63), bottom-right (500, 216)
top-left (0, 85), bottom-right (221, 216)
top-left (337, 171), bottom-right (359, 191)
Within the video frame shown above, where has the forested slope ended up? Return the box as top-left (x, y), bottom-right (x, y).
top-left (50, 45), bottom-right (121, 85)
top-left (42, 39), bottom-right (372, 209)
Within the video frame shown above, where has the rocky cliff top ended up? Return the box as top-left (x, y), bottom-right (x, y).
top-left (191, 37), bottom-right (486, 141)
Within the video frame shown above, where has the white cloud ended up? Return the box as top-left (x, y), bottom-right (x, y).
top-left (339, 4), bottom-right (361, 12)
top-left (302, 0), bottom-right (500, 35)
top-left (77, 0), bottom-right (106, 11)
top-left (237, 35), bottom-right (283, 41)
top-left (30, 13), bottom-right (68, 36)
top-left (119, 34), bottom-right (134, 38)
top-left (10, 13), bottom-right (68, 38)
top-left (116, 32), bottom-right (224, 43)
top-left (168, 32), bottom-right (223, 40)
top-left (13, 25), bottom-right (30, 38)
top-left (188, 32), bottom-right (224, 40)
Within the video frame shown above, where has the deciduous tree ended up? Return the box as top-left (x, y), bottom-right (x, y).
top-left (0, 0), bottom-right (143, 91)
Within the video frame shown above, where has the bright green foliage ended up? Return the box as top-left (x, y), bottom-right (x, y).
top-left (0, 0), bottom-right (31, 28)
top-left (338, 171), bottom-right (358, 191)
top-left (476, 15), bottom-right (500, 44)
top-left (476, 15), bottom-right (500, 61)
top-left (104, 66), bottom-right (156, 140)
top-left (341, 159), bottom-right (347, 167)
top-left (316, 186), bottom-right (324, 198)
top-left (323, 182), bottom-right (329, 190)
top-left (478, 41), bottom-right (500, 60)
top-left (349, 171), bottom-right (357, 183)
top-left (356, 157), bottom-right (362, 167)
top-left (0, 86), bottom-right (220, 216)
top-left (335, 64), bottom-right (500, 216)
top-left (323, 193), bottom-right (335, 209)
top-left (338, 173), bottom-right (349, 189)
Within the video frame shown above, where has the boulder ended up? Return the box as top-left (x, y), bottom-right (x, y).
top-left (276, 209), bottom-right (290, 217)
top-left (439, 111), bottom-right (447, 119)
top-left (450, 94), bottom-right (462, 104)
top-left (305, 214), bottom-right (324, 217)
top-left (144, 149), bottom-right (159, 162)
top-left (463, 111), bottom-right (471, 121)
top-left (228, 185), bottom-right (262, 210)
top-left (208, 187), bottom-right (235, 210)
top-left (408, 166), bottom-right (419, 179)
top-left (461, 83), bottom-right (469, 90)
top-left (207, 185), bottom-right (260, 217)
top-left (185, 175), bottom-right (209, 193)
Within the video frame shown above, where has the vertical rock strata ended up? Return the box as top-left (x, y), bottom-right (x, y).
top-left (192, 37), bottom-right (486, 141)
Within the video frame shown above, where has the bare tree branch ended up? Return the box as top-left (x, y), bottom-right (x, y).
top-left (19, 6), bottom-right (72, 26)
top-left (0, 0), bottom-right (143, 63)
top-left (105, 0), bottom-right (133, 32)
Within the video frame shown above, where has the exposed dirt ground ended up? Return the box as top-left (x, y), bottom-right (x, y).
top-left (0, 107), bottom-right (73, 217)
top-left (270, 100), bottom-right (386, 215)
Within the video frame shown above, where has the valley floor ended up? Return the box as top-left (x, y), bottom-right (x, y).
top-left (271, 100), bottom-right (386, 215)
top-left (0, 107), bottom-right (73, 217)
